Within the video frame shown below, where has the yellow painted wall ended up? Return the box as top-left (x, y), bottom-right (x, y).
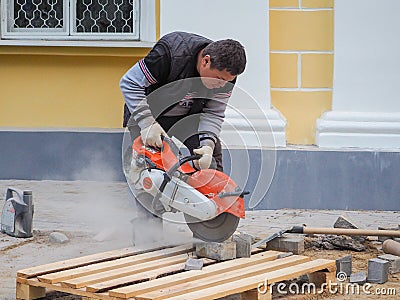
top-left (0, 48), bottom-right (149, 128)
top-left (269, 0), bottom-right (334, 145)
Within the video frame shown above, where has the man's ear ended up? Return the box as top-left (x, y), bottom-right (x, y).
top-left (202, 54), bottom-right (211, 67)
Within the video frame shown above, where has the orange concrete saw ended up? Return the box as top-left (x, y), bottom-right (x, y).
top-left (127, 136), bottom-right (248, 242)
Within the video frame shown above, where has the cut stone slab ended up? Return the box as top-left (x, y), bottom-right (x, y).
top-left (336, 255), bottom-right (352, 276)
top-left (49, 232), bottom-right (69, 244)
top-left (185, 257), bottom-right (204, 270)
top-left (367, 258), bottom-right (390, 284)
top-left (378, 226), bottom-right (399, 243)
top-left (266, 236), bottom-right (304, 255)
top-left (195, 241), bottom-right (236, 261)
top-left (350, 271), bottom-right (367, 285)
top-left (334, 216), bottom-right (359, 229)
top-left (378, 254), bottom-right (400, 274)
top-left (232, 233), bottom-right (252, 258)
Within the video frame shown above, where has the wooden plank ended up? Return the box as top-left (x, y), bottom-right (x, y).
top-left (60, 253), bottom-right (191, 289)
top-left (16, 282), bottom-right (46, 300)
top-left (162, 259), bottom-right (335, 300)
top-left (17, 278), bottom-right (111, 299)
top-left (241, 289), bottom-right (271, 300)
top-left (108, 251), bottom-right (282, 298)
top-left (17, 244), bottom-right (176, 278)
top-left (37, 244), bottom-right (194, 284)
top-left (86, 258), bottom-right (215, 293)
top-left (135, 255), bottom-right (310, 300)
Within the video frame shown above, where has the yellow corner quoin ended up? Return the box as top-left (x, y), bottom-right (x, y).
top-left (269, 0), bottom-right (299, 8)
top-left (302, 0), bottom-right (334, 8)
top-left (270, 10), bottom-right (334, 51)
top-left (301, 54), bottom-right (333, 88)
top-left (271, 91), bottom-right (332, 145)
top-left (270, 53), bottom-right (298, 88)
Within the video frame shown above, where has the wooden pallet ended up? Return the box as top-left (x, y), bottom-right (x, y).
top-left (16, 244), bottom-right (336, 300)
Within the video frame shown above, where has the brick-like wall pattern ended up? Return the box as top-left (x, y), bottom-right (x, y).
top-left (269, 0), bottom-right (334, 144)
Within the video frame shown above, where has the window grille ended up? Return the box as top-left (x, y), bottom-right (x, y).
top-left (1, 0), bottom-right (139, 39)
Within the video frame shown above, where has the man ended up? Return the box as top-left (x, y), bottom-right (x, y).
top-left (120, 31), bottom-right (246, 172)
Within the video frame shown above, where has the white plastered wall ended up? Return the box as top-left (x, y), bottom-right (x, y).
top-left (160, 0), bottom-right (286, 147)
top-left (316, 0), bottom-right (400, 148)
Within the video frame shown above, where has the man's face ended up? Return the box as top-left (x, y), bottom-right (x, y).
top-left (198, 54), bottom-right (236, 89)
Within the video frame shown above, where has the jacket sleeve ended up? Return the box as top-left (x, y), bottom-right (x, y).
top-left (197, 78), bottom-right (235, 147)
top-left (120, 42), bottom-right (170, 130)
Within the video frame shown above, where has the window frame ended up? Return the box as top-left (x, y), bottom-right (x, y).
top-left (0, 0), bottom-right (156, 46)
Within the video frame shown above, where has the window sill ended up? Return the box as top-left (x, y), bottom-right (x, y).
top-left (0, 39), bottom-right (156, 57)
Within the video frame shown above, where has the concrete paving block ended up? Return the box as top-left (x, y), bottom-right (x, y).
top-left (334, 216), bottom-right (358, 229)
top-left (195, 241), bottom-right (236, 261)
top-left (232, 233), bottom-right (252, 258)
top-left (350, 271), bottom-right (367, 285)
top-left (378, 254), bottom-right (400, 274)
top-left (266, 236), bottom-right (304, 255)
top-left (336, 255), bottom-right (352, 276)
top-left (367, 258), bottom-right (390, 284)
top-left (184, 257), bottom-right (204, 270)
top-left (377, 226), bottom-right (399, 243)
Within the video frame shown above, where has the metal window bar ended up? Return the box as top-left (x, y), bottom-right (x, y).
top-left (4, 0), bottom-right (68, 34)
top-left (1, 0), bottom-right (139, 39)
top-left (71, 0), bottom-right (139, 39)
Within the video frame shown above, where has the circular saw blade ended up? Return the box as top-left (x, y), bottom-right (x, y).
top-left (185, 212), bottom-right (239, 242)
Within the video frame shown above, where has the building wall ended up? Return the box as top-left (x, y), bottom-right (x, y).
top-left (0, 48), bottom-right (149, 129)
top-left (0, 1), bottom-right (334, 144)
top-left (269, 0), bottom-right (334, 144)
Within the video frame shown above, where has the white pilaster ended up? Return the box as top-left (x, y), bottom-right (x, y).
top-left (316, 0), bottom-right (400, 148)
top-left (160, 0), bottom-right (286, 147)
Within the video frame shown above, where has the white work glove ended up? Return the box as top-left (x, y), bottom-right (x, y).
top-left (140, 122), bottom-right (167, 148)
top-left (193, 145), bottom-right (214, 170)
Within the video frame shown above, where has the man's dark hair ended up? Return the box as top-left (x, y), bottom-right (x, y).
top-left (202, 39), bottom-right (246, 75)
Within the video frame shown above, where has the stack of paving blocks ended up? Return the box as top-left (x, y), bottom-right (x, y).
top-left (333, 217), bottom-right (400, 285)
top-left (265, 235), bottom-right (305, 255)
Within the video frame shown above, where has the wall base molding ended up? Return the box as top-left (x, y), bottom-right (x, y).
top-left (316, 111), bottom-right (400, 148)
top-left (221, 108), bottom-right (287, 148)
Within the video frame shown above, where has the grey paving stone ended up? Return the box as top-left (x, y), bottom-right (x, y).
top-left (350, 271), bottom-right (367, 285)
top-left (378, 254), bottom-right (400, 274)
top-left (368, 258), bottom-right (390, 284)
top-left (336, 255), bottom-right (352, 276)
top-left (195, 241), bottom-right (236, 261)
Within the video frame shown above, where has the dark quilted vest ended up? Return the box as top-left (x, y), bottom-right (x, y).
top-left (123, 32), bottom-right (212, 127)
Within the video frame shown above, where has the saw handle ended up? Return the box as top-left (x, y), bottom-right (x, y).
top-left (152, 154), bottom-right (202, 211)
top-left (161, 154), bottom-right (202, 190)
top-left (160, 136), bottom-right (180, 158)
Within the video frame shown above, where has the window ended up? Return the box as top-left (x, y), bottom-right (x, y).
top-left (1, 0), bottom-right (140, 40)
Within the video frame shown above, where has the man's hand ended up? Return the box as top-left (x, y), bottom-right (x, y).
top-left (193, 145), bottom-right (213, 169)
top-left (140, 122), bottom-right (167, 148)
